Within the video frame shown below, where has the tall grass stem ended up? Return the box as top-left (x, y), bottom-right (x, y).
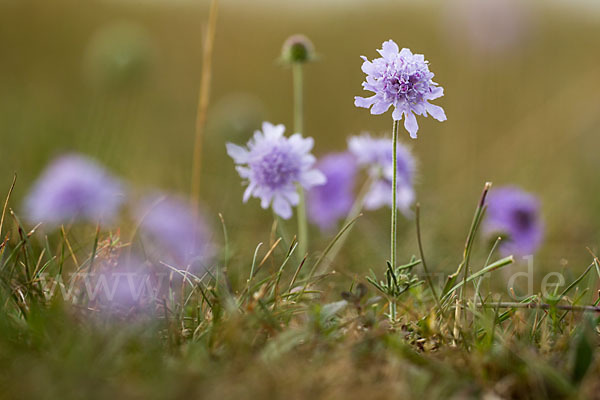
top-left (191, 0), bottom-right (218, 212)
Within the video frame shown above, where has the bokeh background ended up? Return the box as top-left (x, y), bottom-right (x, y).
top-left (2, 0), bottom-right (600, 289)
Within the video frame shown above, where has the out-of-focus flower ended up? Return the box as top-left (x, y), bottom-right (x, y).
top-left (443, 0), bottom-right (532, 56)
top-left (24, 154), bottom-right (125, 226)
top-left (354, 40), bottom-right (446, 138)
top-left (280, 34), bottom-right (316, 64)
top-left (88, 257), bottom-right (164, 312)
top-left (348, 134), bottom-right (415, 214)
top-left (307, 152), bottom-right (357, 231)
top-left (227, 121), bottom-right (326, 219)
top-left (83, 21), bottom-right (155, 89)
top-left (482, 186), bottom-right (543, 257)
top-left (136, 194), bottom-right (215, 271)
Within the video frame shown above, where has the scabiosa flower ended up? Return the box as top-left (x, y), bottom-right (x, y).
top-left (307, 152), bottom-right (357, 231)
top-left (354, 40), bottom-right (446, 138)
top-left (136, 194), bottom-right (214, 271)
top-left (88, 257), bottom-right (163, 312)
top-left (24, 154), bottom-right (124, 226)
top-left (227, 121), bottom-right (326, 219)
top-left (482, 186), bottom-right (543, 257)
top-left (348, 134), bottom-right (416, 214)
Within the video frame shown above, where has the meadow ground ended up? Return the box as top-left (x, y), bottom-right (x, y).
top-left (1, 0), bottom-right (600, 399)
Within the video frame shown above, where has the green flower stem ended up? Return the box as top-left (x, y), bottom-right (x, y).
top-left (391, 119), bottom-right (399, 270)
top-left (390, 119), bottom-right (399, 322)
top-left (293, 63), bottom-right (308, 260)
top-left (292, 64), bottom-right (304, 138)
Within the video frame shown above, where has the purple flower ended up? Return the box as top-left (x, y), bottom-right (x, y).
top-left (444, 0), bottom-right (531, 55)
top-left (348, 134), bottom-right (416, 214)
top-left (24, 154), bottom-right (124, 226)
top-left (354, 40), bottom-right (446, 138)
top-left (227, 121), bottom-right (326, 219)
top-left (482, 186), bottom-right (543, 257)
top-left (136, 194), bottom-right (215, 271)
top-left (88, 257), bottom-right (164, 312)
top-left (307, 152), bottom-right (357, 231)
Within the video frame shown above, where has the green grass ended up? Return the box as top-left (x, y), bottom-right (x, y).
top-left (1, 184), bottom-right (599, 400)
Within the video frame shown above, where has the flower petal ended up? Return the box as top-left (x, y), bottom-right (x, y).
top-left (425, 103), bottom-right (447, 121)
top-left (243, 184), bottom-right (254, 203)
top-left (235, 166), bottom-right (251, 178)
top-left (428, 86), bottom-right (444, 100)
top-left (260, 192), bottom-right (273, 209)
top-left (262, 121), bottom-right (285, 139)
top-left (403, 111), bottom-right (419, 139)
top-left (370, 101), bottom-right (392, 115)
top-left (392, 106), bottom-right (405, 121)
top-left (361, 59), bottom-right (376, 75)
top-left (378, 40), bottom-right (399, 61)
top-left (272, 196), bottom-right (293, 219)
top-left (301, 169), bottom-right (326, 188)
top-left (354, 95), bottom-right (377, 109)
top-left (282, 188), bottom-right (300, 205)
top-left (399, 48), bottom-right (413, 58)
top-left (290, 133), bottom-right (314, 153)
top-left (226, 143), bottom-right (249, 163)
top-left (396, 185), bottom-right (415, 215)
top-left (363, 181), bottom-right (389, 210)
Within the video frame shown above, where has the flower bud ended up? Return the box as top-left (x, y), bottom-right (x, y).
top-left (280, 34), bottom-right (315, 64)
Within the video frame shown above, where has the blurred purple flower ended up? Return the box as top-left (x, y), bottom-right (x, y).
top-left (354, 40), bottom-right (446, 138)
top-left (482, 186), bottom-right (543, 257)
top-left (307, 152), bottom-right (357, 231)
top-left (348, 134), bottom-right (416, 214)
top-left (24, 154), bottom-right (124, 226)
top-left (227, 121), bottom-right (326, 219)
top-left (136, 194), bottom-right (215, 271)
top-left (89, 257), bottom-right (164, 312)
top-left (443, 0), bottom-right (531, 55)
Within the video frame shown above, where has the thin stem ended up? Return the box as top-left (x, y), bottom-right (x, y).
top-left (0, 173), bottom-right (17, 238)
top-left (293, 64), bottom-right (303, 136)
top-left (390, 119), bottom-right (399, 322)
top-left (389, 301), bottom-right (397, 324)
top-left (307, 213), bottom-right (362, 280)
top-left (391, 119), bottom-right (399, 268)
top-left (293, 63), bottom-right (308, 260)
top-left (191, 0), bottom-right (218, 212)
top-left (466, 302), bottom-right (600, 313)
top-left (460, 182), bottom-right (491, 322)
top-left (415, 203), bottom-right (443, 315)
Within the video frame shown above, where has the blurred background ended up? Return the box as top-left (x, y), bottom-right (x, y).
top-left (1, 0), bottom-right (600, 288)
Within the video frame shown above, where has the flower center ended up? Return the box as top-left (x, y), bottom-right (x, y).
top-left (381, 60), bottom-right (431, 104)
top-left (251, 145), bottom-right (301, 190)
top-left (512, 209), bottom-right (534, 231)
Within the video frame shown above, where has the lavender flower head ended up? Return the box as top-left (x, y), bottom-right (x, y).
top-left (136, 194), bottom-right (214, 271)
top-left (24, 154), bottom-right (124, 226)
top-left (348, 134), bottom-right (416, 214)
top-left (354, 40), bottom-right (446, 138)
top-left (91, 257), bottom-right (162, 313)
top-left (227, 121), bottom-right (326, 219)
top-left (307, 152), bottom-right (357, 231)
top-left (482, 186), bottom-right (543, 257)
